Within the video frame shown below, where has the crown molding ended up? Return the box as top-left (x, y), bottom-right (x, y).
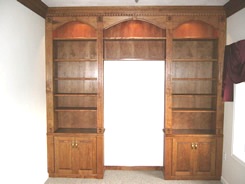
top-left (17, 0), bottom-right (244, 19)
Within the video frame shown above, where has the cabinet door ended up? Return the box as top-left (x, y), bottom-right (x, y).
top-left (172, 136), bottom-right (216, 178)
top-left (172, 137), bottom-right (193, 176)
top-left (75, 136), bottom-right (97, 175)
top-left (193, 137), bottom-right (216, 176)
top-left (54, 136), bottom-right (75, 174)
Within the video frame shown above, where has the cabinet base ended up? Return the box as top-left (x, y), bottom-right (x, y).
top-left (49, 173), bottom-right (104, 179)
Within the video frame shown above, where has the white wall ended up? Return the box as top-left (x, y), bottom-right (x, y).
top-left (0, 0), bottom-right (47, 184)
top-left (221, 8), bottom-right (245, 184)
top-left (104, 61), bottom-right (164, 166)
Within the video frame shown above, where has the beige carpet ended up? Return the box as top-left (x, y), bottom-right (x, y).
top-left (45, 170), bottom-right (222, 184)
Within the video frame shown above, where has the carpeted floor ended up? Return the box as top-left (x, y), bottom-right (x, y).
top-left (45, 170), bottom-right (222, 184)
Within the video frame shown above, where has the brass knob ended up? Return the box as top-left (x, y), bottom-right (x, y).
top-left (194, 144), bottom-right (198, 149)
top-left (191, 143), bottom-right (195, 149)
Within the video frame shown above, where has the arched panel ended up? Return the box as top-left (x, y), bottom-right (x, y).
top-left (173, 20), bottom-right (218, 39)
top-left (53, 21), bottom-right (97, 39)
top-left (104, 19), bottom-right (166, 60)
top-left (104, 20), bottom-right (166, 38)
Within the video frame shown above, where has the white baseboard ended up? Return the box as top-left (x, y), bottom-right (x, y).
top-left (221, 176), bottom-right (229, 184)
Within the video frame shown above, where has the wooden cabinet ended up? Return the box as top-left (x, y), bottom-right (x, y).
top-left (172, 136), bottom-right (216, 178)
top-left (46, 6), bottom-right (225, 180)
top-left (46, 17), bottom-right (104, 178)
top-left (164, 16), bottom-right (225, 180)
top-left (54, 135), bottom-right (97, 177)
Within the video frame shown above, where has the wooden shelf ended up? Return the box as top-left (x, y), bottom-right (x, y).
top-left (173, 38), bottom-right (217, 41)
top-left (172, 108), bottom-right (216, 112)
top-left (53, 37), bottom-right (97, 41)
top-left (55, 93), bottom-right (97, 96)
top-left (172, 78), bottom-right (217, 81)
top-left (172, 59), bottom-right (217, 62)
top-left (171, 129), bottom-right (216, 135)
top-left (54, 128), bottom-right (97, 134)
top-left (104, 58), bottom-right (165, 61)
top-left (54, 77), bottom-right (97, 80)
top-left (172, 93), bottom-right (216, 97)
top-left (55, 107), bottom-right (97, 111)
top-left (54, 58), bottom-right (97, 62)
top-left (104, 37), bottom-right (166, 40)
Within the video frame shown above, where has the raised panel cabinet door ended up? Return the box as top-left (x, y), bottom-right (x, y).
top-left (75, 136), bottom-right (97, 175)
top-left (172, 137), bottom-right (194, 176)
top-left (54, 136), bottom-right (75, 174)
top-left (193, 137), bottom-right (216, 176)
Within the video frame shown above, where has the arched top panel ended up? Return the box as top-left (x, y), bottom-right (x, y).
top-left (104, 20), bottom-right (166, 38)
top-left (53, 21), bottom-right (97, 39)
top-left (173, 20), bottom-right (218, 39)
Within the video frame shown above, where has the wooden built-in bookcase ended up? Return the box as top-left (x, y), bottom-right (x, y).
top-left (46, 6), bottom-right (226, 180)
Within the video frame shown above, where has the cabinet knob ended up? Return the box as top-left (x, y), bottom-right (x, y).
top-left (194, 144), bottom-right (198, 149)
top-left (191, 143), bottom-right (195, 149)
top-left (71, 142), bottom-right (75, 148)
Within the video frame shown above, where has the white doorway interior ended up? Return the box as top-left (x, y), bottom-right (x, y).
top-left (104, 61), bottom-right (165, 166)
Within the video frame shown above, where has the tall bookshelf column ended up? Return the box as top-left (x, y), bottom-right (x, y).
top-left (46, 18), bottom-right (104, 178)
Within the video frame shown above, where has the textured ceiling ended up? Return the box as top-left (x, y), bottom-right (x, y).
top-left (41, 0), bottom-right (229, 7)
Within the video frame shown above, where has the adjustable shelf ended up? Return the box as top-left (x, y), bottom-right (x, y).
top-left (172, 93), bottom-right (217, 97)
top-left (54, 58), bottom-right (97, 62)
top-left (53, 37), bottom-right (97, 41)
top-left (54, 77), bottom-right (97, 80)
top-left (172, 108), bottom-right (216, 112)
top-left (55, 107), bottom-right (97, 111)
top-left (172, 58), bottom-right (217, 62)
top-left (104, 37), bottom-right (166, 40)
top-left (171, 129), bottom-right (216, 135)
top-left (54, 128), bottom-right (98, 134)
top-left (55, 93), bottom-right (97, 96)
top-left (172, 78), bottom-right (217, 81)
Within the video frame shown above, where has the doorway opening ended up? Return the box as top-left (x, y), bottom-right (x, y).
top-left (104, 60), bottom-right (165, 167)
